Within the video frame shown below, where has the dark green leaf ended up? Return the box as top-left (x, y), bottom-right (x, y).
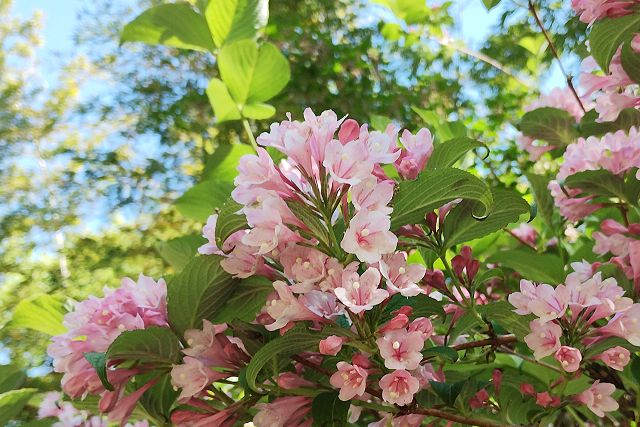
top-left (206, 0), bottom-right (268, 47)
top-left (518, 107), bottom-right (578, 146)
top-left (138, 373), bottom-right (179, 423)
top-left (121, 3), bottom-right (214, 52)
top-left (590, 14), bottom-right (640, 71)
top-left (10, 294), bottom-right (66, 336)
top-left (84, 352), bottom-right (114, 391)
top-left (621, 41), bottom-right (640, 84)
top-left (488, 248), bottom-right (565, 284)
top-left (564, 169), bottom-right (628, 201)
top-left (426, 137), bottom-right (488, 170)
top-left (215, 198), bottom-right (247, 247)
top-left (311, 391), bottom-right (350, 426)
top-left (107, 327), bottom-right (181, 365)
top-left (167, 255), bottom-right (236, 335)
top-left (526, 173), bottom-right (554, 228)
top-left (380, 293), bottom-right (445, 323)
top-left (156, 234), bottom-right (206, 270)
top-left (477, 301), bottom-right (533, 340)
top-left (213, 275), bottom-right (272, 322)
top-left (579, 108), bottom-right (640, 137)
top-left (422, 345), bottom-right (459, 362)
top-left (0, 365), bottom-right (25, 394)
top-left (582, 336), bottom-right (639, 359)
top-left (429, 380), bottom-right (465, 406)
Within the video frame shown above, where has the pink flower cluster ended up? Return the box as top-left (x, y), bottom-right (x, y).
top-left (571, 0), bottom-right (637, 25)
top-left (47, 275), bottom-right (168, 423)
top-left (593, 219), bottom-right (640, 290)
top-left (510, 261), bottom-right (636, 416)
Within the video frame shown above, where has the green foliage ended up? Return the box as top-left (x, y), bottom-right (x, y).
top-left (391, 168), bottom-right (493, 229)
top-left (423, 345), bottom-right (459, 362)
top-left (589, 13), bottom-right (640, 71)
top-left (174, 179), bottom-right (233, 221)
top-left (564, 169), bottom-right (633, 203)
top-left (518, 107), bottom-right (578, 146)
top-left (205, 0), bottom-right (269, 47)
top-left (84, 352), bottom-right (114, 391)
top-left (488, 248), bottom-right (565, 284)
top-left (167, 255), bottom-right (236, 336)
top-left (429, 380), bottom-right (465, 406)
top-left (207, 78), bottom-right (242, 122)
top-left (107, 327), bottom-right (181, 365)
top-left (215, 198), bottom-right (247, 246)
top-left (477, 301), bottom-right (533, 340)
top-left (579, 108), bottom-right (640, 137)
top-left (621, 42), bottom-right (640, 84)
top-left (426, 137), bottom-right (488, 170)
top-left (526, 173), bottom-right (555, 228)
top-left (311, 391), bottom-right (350, 426)
top-left (380, 293), bottom-right (445, 322)
top-left (10, 295), bottom-right (66, 336)
top-left (137, 373), bottom-right (179, 425)
top-left (0, 389), bottom-right (38, 426)
top-left (0, 365), bottom-right (26, 394)
top-left (413, 107), bottom-right (467, 141)
top-left (213, 275), bottom-right (273, 322)
top-left (156, 234), bottom-right (205, 270)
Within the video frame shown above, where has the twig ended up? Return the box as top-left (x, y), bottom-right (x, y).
top-left (528, 0), bottom-right (587, 113)
top-left (499, 345), bottom-right (564, 373)
top-left (452, 334), bottom-right (517, 351)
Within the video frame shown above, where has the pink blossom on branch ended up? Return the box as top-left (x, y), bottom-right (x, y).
top-left (575, 381), bottom-right (619, 417)
top-left (334, 267), bottom-right (389, 313)
top-left (341, 208), bottom-right (398, 263)
top-left (379, 369), bottom-right (420, 406)
top-left (329, 361), bottom-right (369, 401)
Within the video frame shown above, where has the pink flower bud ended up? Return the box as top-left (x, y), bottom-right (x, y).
top-left (378, 314), bottom-right (409, 333)
top-left (277, 372), bottom-right (315, 389)
top-left (319, 335), bottom-right (348, 356)
top-left (520, 383), bottom-right (536, 396)
top-left (392, 305), bottom-right (414, 317)
top-left (601, 219), bottom-right (628, 235)
top-left (492, 369), bottom-right (502, 395)
top-left (338, 119), bottom-right (360, 144)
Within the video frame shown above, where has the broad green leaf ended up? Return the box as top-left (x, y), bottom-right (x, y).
top-left (590, 14), bottom-right (640, 71)
top-left (84, 352), bottom-right (114, 391)
top-left (156, 234), bottom-right (206, 270)
top-left (203, 143), bottom-right (254, 180)
top-left (426, 137), bottom-right (488, 170)
top-left (519, 35), bottom-right (546, 56)
top-left (121, 3), bottom-right (214, 52)
top-left (218, 40), bottom-right (290, 105)
top-left (107, 327), bottom-right (181, 365)
top-left (564, 169), bottom-right (628, 201)
top-left (390, 168), bottom-right (493, 229)
top-left (621, 41), bottom-right (640, 84)
top-left (287, 200), bottom-right (330, 245)
top-left (0, 388), bottom-right (37, 426)
top-left (21, 420), bottom-right (56, 427)
top-left (477, 301), bottom-right (533, 340)
top-left (311, 391), bottom-right (350, 426)
top-left (242, 102), bottom-right (276, 119)
top-left (174, 179), bottom-right (233, 222)
top-left (482, 0), bottom-right (501, 10)
top-left (138, 373), bottom-right (179, 423)
top-left (0, 365), bottom-right (25, 394)
top-left (582, 336), bottom-right (639, 359)
top-left (412, 106), bottom-right (466, 141)
top-left (518, 107), bottom-right (578, 146)
top-left (215, 198), bottom-right (247, 247)
top-left (380, 293), bottom-right (445, 323)
top-left (245, 331), bottom-right (327, 391)
top-left (213, 275), bottom-right (272, 322)
top-left (206, 0), bottom-right (268, 47)
top-left (10, 294), bottom-right (66, 336)
top-left (488, 248), bottom-right (565, 284)
top-left (443, 188), bottom-right (529, 248)
top-left (206, 78), bottom-right (241, 122)
top-left (526, 173), bottom-right (554, 228)
top-left (579, 108), bottom-right (640, 137)
top-left (167, 255), bottom-right (236, 335)
top-left (429, 380), bottom-right (465, 406)
top-left (369, 114), bottom-right (393, 131)
top-left (423, 345), bottom-right (459, 362)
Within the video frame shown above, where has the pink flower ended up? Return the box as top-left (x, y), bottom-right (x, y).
top-left (277, 372), bottom-right (316, 390)
top-left (323, 139), bottom-right (374, 185)
top-left (598, 303), bottom-right (640, 346)
top-left (377, 329), bottom-right (425, 370)
top-left (334, 267), bottom-right (389, 313)
top-left (379, 252), bottom-right (426, 297)
top-left (549, 181), bottom-right (602, 221)
top-left (198, 214), bottom-right (224, 255)
top-left (280, 245), bottom-right (328, 291)
top-left (303, 108), bottom-right (341, 163)
top-left (508, 280), bottom-right (539, 315)
top-left (379, 313), bottom-right (410, 333)
top-left (182, 320), bottom-right (249, 370)
top-left (253, 396), bottom-right (312, 427)
top-left (171, 408), bottom-right (237, 427)
top-left (527, 284), bottom-right (569, 323)
top-left (318, 258), bottom-right (359, 291)
top-left (575, 381), bottom-right (619, 417)
top-left (170, 356), bottom-right (219, 401)
top-left (329, 361), bottom-right (369, 401)
top-left (361, 124), bottom-right (401, 164)
top-left (395, 128), bottom-right (434, 179)
top-left (526, 87), bottom-right (588, 121)
top-left (264, 281), bottom-right (322, 331)
top-left (350, 176), bottom-right (394, 214)
top-left (517, 135), bottom-right (554, 161)
top-left (341, 209), bottom-right (397, 263)
top-left (469, 389), bottom-right (490, 409)
top-left (319, 335), bottom-right (348, 356)
top-left (338, 118), bottom-right (360, 144)
top-left (572, 0), bottom-right (635, 24)
top-left (407, 317), bottom-right (434, 340)
top-left (597, 346), bottom-right (631, 371)
top-left (595, 91), bottom-right (640, 122)
top-left (511, 223), bottom-right (537, 247)
top-left (379, 370), bottom-right (420, 406)
top-left (536, 391), bottom-right (560, 408)
top-left (554, 346), bottom-right (582, 372)
top-left (231, 147), bottom-right (291, 204)
top-left (220, 241), bottom-right (269, 278)
top-left (524, 319), bottom-right (562, 359)
top-left (299, 290), bottom-right (344, 319)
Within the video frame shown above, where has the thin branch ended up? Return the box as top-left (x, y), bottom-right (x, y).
top-left (452, 334), bottom-right (517, 351)
top-left (499, 345), bottom-right (564, 373)
top-left (528, 0), bottom-right (587, 113)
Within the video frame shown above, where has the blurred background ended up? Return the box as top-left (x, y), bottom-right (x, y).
top-left (0, 0), bottom-right (582, 389)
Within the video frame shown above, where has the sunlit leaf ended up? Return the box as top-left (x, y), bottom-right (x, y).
top-left (206, 0), bottom-right (268, 47)
top-left (10, 295), bottom-right (66, 336)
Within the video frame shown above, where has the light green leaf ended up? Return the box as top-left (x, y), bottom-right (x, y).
top-left (156, 234), bottom-right (206, 271)
top-left (311, 391), bottom-right (350, 426)
top-left (412, 106), bottom-right (466, 141)
top-left (167, 255), bottom-right (236, 336)
top-left (390, 168), bottom-right (493, 229)
top-left (518, 107), bottom-right (578, 146)
top-left (426, 137), bottom-right (488, 170)
top-left (286, 200), bottom-right (330, 245)
top-left (218, 40), bottom-right (290, 105)
top-left (477, 301), bottom-right (533, 340)
top-left (482, 0), bottom-right (501, 10)
top-left (107, 327), bottom-right (181, 365)
top-left (590, 14), bottom-right (640, 72)
top-left (213, 275), bottom-right (272, 322)
top-left (526, 173), bottom-right (554, 228)
top-left (84, 352), bottom-right (114, 391)
top-left (488, 248), bottom-right (565, 284)
top-left (519, 35), bottom-right (547, 56)
top-left (0, 365), bottom-right (25, 394)
top-left (206, 78), bottom-right (241, 122)
top-left (10, 294), bottom-right (66, 336)
top-left (245, 331), bottom-right (327, 391)
top-left (215, 198), bottom-right (247, 247)
top-left (206, 0), bottom-right (268, 47)
top-left (242, 102), bottom-right (276, 119)
top-left (121, 3), bottom-right (214, 52)
top-left (369, 114), bottom-right (393, 131)
top-left (204, 143), bottom-right (254, 180)
top-left (0, 388), bottom-right (37, 426)
top-left (174, 179), bottom-right (233, 222)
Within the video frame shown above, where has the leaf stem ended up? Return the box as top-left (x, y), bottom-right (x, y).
top-left (242, 118), bottom-right (259, 152)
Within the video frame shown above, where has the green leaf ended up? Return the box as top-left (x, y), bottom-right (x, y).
top-left (429, 380), bottom-right (465, 406)
top-left (206, 0), bottom-right (268, 47)
top-left (426, 137), bottom-right (488, 170)
top-left (390, 167), bottom-right (493, 229)
top-left (477, 301), bottom-right (533, 340)
top-left (10, 294), bottom-right (66, 336)
top-left (287, 200), bottom-right (330, 244)
top-left (218, 40), bottom-right (290, 105)
top-left (380, 293), bottom-right (445, 323)
top-left (564, 169), bottom-right (629, 201)
top-left (138, 373), bottom-right (179, 423)
top-left (369, 114), bottom-right (393, 131)
top-left (157, 234), bottom-right (206, 270)
top-left (590, 14), bottom-right (640, 72)
top-left (579, 108), bottom-right (640, 137)
top-left (245, 331), bottom-right (327, 391)
top-left (206, 78), bottom-right (241, 122)
top-left (443, 188), bottom-right (529, 248)
top-left (482, 0), bottom-right (501, 10)
top-left (107, 328), bottom-right (181, 365)
top-left (84, 352), bottom-right (114, 391)
top-left (174, 179), bottom-right (233, 222)
top-left (213, 275), bottom-right (272, 322)
top-left (0, 365), bottom-right (25, 394)
top-left (488, 248), bottom-right (565, 284)
top-left (167, 255), bottom-right (236, 336)
top-left (214, 198), bottom-right (247, 248)
top-left (0, 389), bottom-right (37, 425)
top-left (203, 143), bottom-right (254, 180)
top-left (412, 106), bottom-right (466, 141)
top-left (582, 336), bottom-right (639, 359)
top-left (371, 0), bottom-right (430, 25)
top-left (311, 391), bottom-right (350, 427)
top-left (526, 173), bottom-right (554, 228)
top-left (121, 3), bottom-right (214, 52)
top-left (621, 41), bottom-right (640, 84)
top-left (422, 345), bottom-right (459, 362)
top-left (518, 107), bottom-right (578, 146)
top-left (242, 102), bottom-right (276, 119)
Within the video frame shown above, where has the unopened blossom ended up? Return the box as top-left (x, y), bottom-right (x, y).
top-left (334, 267), bottom-right (389, 313)
top-left (379, 369), bottom-right (420, 406)
top-left (407, 317), bottom-right (434, 340)
top-left (575, 381), bottom-right (619, 417)
top-left (469, 389), bottom-right (490, 409)
top-left (524, 319), bottom-right (562, 359)
top-left (171, 408), bottom-right (237, 427)
top-left (277, 372), bottom-right (316, 390)
top-left (220, 241), bottom-right (270, 278)
top-left (319, 335), bottom-right (348, 356)
top-left (395, 128), bottom-right (434, 179)
top-left (253, 396), bottom-right (312, 427)
top-left (170, 356), bottom-right (220, 401)
top-left (323, 139), bottom-right (374, 185)
top-left (377, 329), bottom-right (425, 370)
top-left (338, 118), bottom-right (360, 143)
top-left (329, 361), bottom-right (369, 401)
top-left (378, 313), bottom-right (410, 333)
top-left (379, 252), bottom-right (427, 297)
top-left (264, 281), bottom-right (322, 331)
top-left (341, 208), bottom-right (398, 263)
top-left (536, 392), bottom-right (561, 408)
top-left (182, 320), bottom-right (249, 370)
top-left (549, 181), bottom-right (602, 221)
top-left (597, 346), bottom-right (631, 371)
top-left (350, 176), bottom-right (394, 214)
top-left (555, 346), bottom-right (582, 372)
